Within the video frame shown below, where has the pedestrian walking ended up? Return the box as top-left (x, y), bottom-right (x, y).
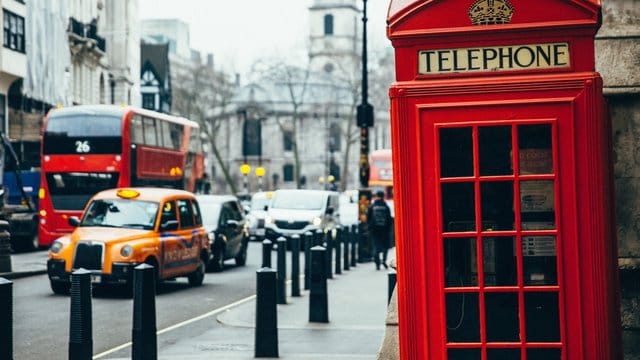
top-left (367, 190), bottom-right (392, 270)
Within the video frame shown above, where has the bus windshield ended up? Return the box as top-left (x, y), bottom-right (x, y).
top-left (43, 114), bottom-right (122, 154)
top-left (46, 172), bottom-right (119, 211)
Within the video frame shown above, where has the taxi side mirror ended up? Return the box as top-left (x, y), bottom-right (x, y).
top-left (68, 216), bottom-right (80, 227)
top-left (161, 220), bottom-right (179, 231)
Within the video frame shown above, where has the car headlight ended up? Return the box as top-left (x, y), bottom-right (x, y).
top-left (120, 245), bottom-right (133, 257)
top-left (265, 215), bottom-right (273, 224)
top-left (312, 217), bottom-right (322, 226)
top-left (50, 240), bottom-right (64, 254)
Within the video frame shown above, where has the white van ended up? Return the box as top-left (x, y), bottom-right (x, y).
top-left (264, 189), bottom-right (340, 241)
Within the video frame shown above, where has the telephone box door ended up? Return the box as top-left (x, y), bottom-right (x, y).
top-left (386, 75), bottom-right (617, 359)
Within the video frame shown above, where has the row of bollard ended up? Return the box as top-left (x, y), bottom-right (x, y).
top-left (255, 224), bottom-right (361, 358)
top-left (0, 224), bottom-right (389, 360)
top-left (0, 265), bottom-right (159, 360)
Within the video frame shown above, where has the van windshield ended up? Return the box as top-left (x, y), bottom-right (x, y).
top-left (272, 192), bottom-right (324, 210)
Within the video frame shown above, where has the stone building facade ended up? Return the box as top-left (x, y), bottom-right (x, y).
top-left (596, 0), bottom-right (640, 358)
top-left (215, 0), bottom-right (391, 193)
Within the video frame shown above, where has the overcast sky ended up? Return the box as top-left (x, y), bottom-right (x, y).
top-left (138, 0), bottom-right (393, 77)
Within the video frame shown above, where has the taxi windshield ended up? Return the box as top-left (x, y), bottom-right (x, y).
top-left (80, 199), bottom-right (159, 230)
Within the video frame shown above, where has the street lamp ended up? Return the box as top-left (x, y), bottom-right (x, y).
top-left (240, 163), bottom-right (251, 195)
top-left (255, 166), bottom-right (265, 192)
top-left (357, 0), bottom-right (373, 262)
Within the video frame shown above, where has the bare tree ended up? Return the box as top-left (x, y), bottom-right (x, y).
top-left (251, 58), bottom-right (312, 189)
top-left (173, 62), bottom-right (239, 194)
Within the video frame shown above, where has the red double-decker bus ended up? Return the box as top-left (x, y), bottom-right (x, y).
top-left (369, 148), bottom-right (393, 201)
top-left (38, 105), bottom-right (204, 246)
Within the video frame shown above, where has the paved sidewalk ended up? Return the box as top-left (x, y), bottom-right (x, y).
top-left (2, 248), bottom-right (395, 359)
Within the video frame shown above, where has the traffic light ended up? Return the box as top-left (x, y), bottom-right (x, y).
top-left (357, 103), bottom-right (374, 127)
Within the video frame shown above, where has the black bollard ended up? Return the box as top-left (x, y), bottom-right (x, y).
top-left (388, 269), bottom-right (397, 305)
top-left (255, 268), bottom-right (279, 358)
top-left (132, 264), bottom-right (157, 360)
top-left (325, 230), bottom-right (333, 280)
top-left (0, 278), bottom-right (12, 360)
top-left (304, 231), bottom-right (313, 290)
top-left (276, 237), bottom-right (287, 304)
top-left (334, 226), bottom-right (342, 275)
top-left (343, 226), bottom-right (350, 271)
top-left (309, 246), bottom-right (328, 323)
top-left (350, 224), bottom-right (358, 267)
top-left (0, 221), bottom-right (11, 273)
top-left (69, 269), bottom-right (92, 360)
top-left (262, 239), bottom-right (273, 268)
top-left (290, 234), bottom-right (301, 297)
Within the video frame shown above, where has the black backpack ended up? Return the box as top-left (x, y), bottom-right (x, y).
top-left (371, 203), bottom-right (390, 227)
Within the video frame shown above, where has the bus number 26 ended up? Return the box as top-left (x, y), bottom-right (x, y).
top-left (75, 140), bottom-right (91, 153)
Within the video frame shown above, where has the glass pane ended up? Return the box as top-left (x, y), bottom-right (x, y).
top-left (523, 236), bottom-right (557, 285)
top-left (486, 293), bottom-right (520, 342)
top-left (525, 292), bottom-right (560, 342)
top-left (448, 349), bottom-right (481, 360)
top-left (440, 127), bottom-right (473, 178)
top-left (446, 293), bottom-right (479, 342)
top-left (479, 126), bottom-right (512, 176)
top-left (481, 181), bottom-right (514, 230)
top-left (445, 238), bottom-right (477, 287)
top-left (483, 237), bottom-right (516, 286)
top-left (487, 348), bottom-right (521, 360)
top-left (527, 348), bottom-right (561, 360)
top-left (442, 183), bottom-right (476, 232)
top-left (518, 124), bottom-right (552, 175)
top-left (520, 181), bottom-right (555, 224)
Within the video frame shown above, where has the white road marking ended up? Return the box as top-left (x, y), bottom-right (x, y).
top-left (92, 294), bottom-right (256, 359)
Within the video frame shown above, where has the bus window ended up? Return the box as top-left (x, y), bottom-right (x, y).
top-left (169, 123), bottom-right (182, 150)
top-left (131, 115), bottom-right (144, 144)
top-left (161, 121), bottom-right (173, 149)
top-left (143, 117), bottom-right (158, 146)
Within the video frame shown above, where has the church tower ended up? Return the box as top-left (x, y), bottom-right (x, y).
top-left (308, 0), bottom-right (360, 75)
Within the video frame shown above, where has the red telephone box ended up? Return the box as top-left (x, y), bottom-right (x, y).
top-left (387, 1), bottom-right (621, 359)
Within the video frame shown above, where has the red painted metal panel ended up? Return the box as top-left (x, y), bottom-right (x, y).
top-left (390, 74), bottom-right (620, 359)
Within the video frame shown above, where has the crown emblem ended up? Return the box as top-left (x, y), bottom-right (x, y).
top-left (468, 0), bottom-right (514, 25)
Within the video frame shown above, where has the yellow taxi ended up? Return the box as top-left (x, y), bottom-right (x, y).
top-left (47, 187), bottom-right (209, 294)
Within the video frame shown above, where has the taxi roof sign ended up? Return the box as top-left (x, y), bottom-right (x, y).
top-left (116, 189), bottom-right (140, 199)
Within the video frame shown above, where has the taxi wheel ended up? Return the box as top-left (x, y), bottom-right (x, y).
top-left (50, 281), bottom-right (70, 295)
top-left (188, 258), bottom-right (206, 286)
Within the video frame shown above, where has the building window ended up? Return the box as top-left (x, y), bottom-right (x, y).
top-left (0, 94), bottom-right (5, 133)
top-left (283, 164), bottom-right (294, 182)
top-left (329, 122), bottom-right (341, 152)
top-left (243, 119), bottom-right (262, 157)
top-left (330, 159), bottom-right (340, 182)
top-left (324, 14), bottom-right (333, 35)
top-left (3, 10), bottom-right (25, 53)
top-left (142, 93), bottom-right (155, 110)
top-left (283, 130), bottom-right (293, 151)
